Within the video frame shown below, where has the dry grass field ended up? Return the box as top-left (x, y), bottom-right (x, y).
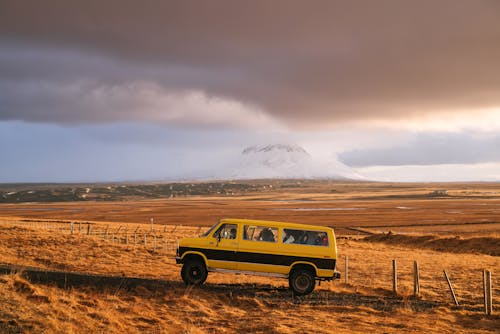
top-left (1, 181), bottom-right (500, 236)
top-left (0, 181), bottom-right (499, 333)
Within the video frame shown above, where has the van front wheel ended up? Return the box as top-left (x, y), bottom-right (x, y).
top-left (289, 269), bottom-right (316, 296)
top-left (181, 259), bottom-right (208, 285)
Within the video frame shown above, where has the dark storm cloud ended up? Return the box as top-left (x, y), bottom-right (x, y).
top-left (1, 0), bottom-right (500, 126)
top-left (338, 133), bottom-right (500, 166)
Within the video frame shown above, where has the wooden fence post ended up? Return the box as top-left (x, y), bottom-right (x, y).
top-left (87, 223), bottom-right (91, 235)
top-left (153, 236), bottom-right (157, 252)
top-left (70, 222), bottom-right (74, 234)
top-left (487, 270), bottom-right (493, 315)
top-left (134, 232), bottom-right (137, 246)
top-left (345, 255), bottom-right (349, 284)
top-left (484, 270), bottom-right (487, 314)
top-left (116, 226), bottom-right (122, 243)
top-left (484, 270), bottom-right (493, 315)
top-left (443, 270), bottom-right (459, 306)
top-left (414, 261), bottom-right (420, 297)
top-left (144, 234), bottom-right (147, 248)
top-left (392, 259), bottom-right (397, 294)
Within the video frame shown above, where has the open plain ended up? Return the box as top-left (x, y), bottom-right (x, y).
top-left (0, 181), bottom-right (499, 333)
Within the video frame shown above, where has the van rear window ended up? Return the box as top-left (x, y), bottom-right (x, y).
top-left (282, 229), bottom-right (329, 246)
top-left (243, 225), bottom-right (278, 243)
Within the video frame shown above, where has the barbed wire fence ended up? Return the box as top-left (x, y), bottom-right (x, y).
top-left (0, 218), bottom-right (207, 255)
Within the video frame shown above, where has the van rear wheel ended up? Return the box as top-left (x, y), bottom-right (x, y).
top-left (181, 259), bottom-right (208, 285)
top-left (289, 269), bottom-right (316, 296)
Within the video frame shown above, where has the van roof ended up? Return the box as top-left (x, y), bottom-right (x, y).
top-left (220, 218), bottom-right (333, 231)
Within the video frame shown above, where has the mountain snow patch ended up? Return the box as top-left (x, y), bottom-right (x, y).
top-left (230, 144), bottom-right (363, 180)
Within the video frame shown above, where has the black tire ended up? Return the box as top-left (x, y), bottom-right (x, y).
top-left (181, 259), bottom-right (208, 285)
top-left (289, 269), bottom-right (316, 296)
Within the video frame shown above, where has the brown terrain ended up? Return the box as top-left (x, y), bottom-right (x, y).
top-left (0, 180), bottom-right (499, 333)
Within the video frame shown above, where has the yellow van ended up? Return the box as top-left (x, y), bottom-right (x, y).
top-left (175, 218), bottom-right (340, 295)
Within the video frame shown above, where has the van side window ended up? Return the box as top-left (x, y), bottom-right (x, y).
top-left (213, 224), bottom-right (238, 240)
top-left (283, 229), bottom-right (329, 246)
top-left (243, 225), bottom-right (277, 242)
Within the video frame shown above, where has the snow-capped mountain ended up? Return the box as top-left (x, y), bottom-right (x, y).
top-left (241, 144), bottom-right (311, 169)
top-left (229, 144), bottom-right (363, 180)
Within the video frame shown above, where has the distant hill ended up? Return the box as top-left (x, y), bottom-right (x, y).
top-left (229, 144), bottom-right (363, 180)
top-left (0, 181), bottom-right (267, 203)
top-left (0, 144), bottom-right (366, 202)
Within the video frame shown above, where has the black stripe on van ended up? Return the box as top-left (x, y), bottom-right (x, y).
top-left (178, 246), bottom-right (336, 271)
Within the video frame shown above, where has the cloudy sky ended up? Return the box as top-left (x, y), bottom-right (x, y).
top-left (1, 0), bottom-right (500, 182)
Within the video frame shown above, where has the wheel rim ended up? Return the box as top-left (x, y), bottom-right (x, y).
top-left (189, 266), bottom-right (203, 282)
top-left (295, 274), bottom-right (310, 292)
top-left (190, 266), bottom-right (201, 279)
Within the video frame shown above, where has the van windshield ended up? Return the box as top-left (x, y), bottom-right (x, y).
top-left (201, 222), bottom-right (220, 237)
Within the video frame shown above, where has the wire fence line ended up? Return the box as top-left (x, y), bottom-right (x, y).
top-left (0, 219), bottom-right (207, 254)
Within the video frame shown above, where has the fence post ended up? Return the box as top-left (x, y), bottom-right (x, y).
top-left (112, 233), bottom-right (115, 243)
top-left (414, 261), bottom-right (420, 297)
top-left (484, 270), bottom-right (493, 315)
top-left (484, 270), bottom-right (487, 314)
top-left (70, 222), bottom-right (74, 234)
top-left (392, 259), bottom-right (397, 294)
top-left (487, 270), bottom-right (493, 315)
top-left (125, 231), bottom-right (129, 245)
top-left (153, 236), bottom-right (157, 252)
top-left (134, 232), bottom-right (137, 246)
top-left (87, 223), bottom-right (91, 235)
top-left (144, 234), bottom-right (147, 248)
top-left (444, 270), bottom-right (459, 306)
top-left (345, 255), bottom-right (349, 284)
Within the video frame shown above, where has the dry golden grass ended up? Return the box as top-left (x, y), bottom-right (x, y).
top-left (1, 182), bottom-right (499, 333)
top-left (0, 221), bottom-right (499, 333)
top-left (1, 181), bottom-right (500, 237)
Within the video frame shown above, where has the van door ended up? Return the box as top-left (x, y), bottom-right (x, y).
top-left (209, 223), bottom-right (239, 270)
top-left (239, 225), bottom-right (283, 275)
